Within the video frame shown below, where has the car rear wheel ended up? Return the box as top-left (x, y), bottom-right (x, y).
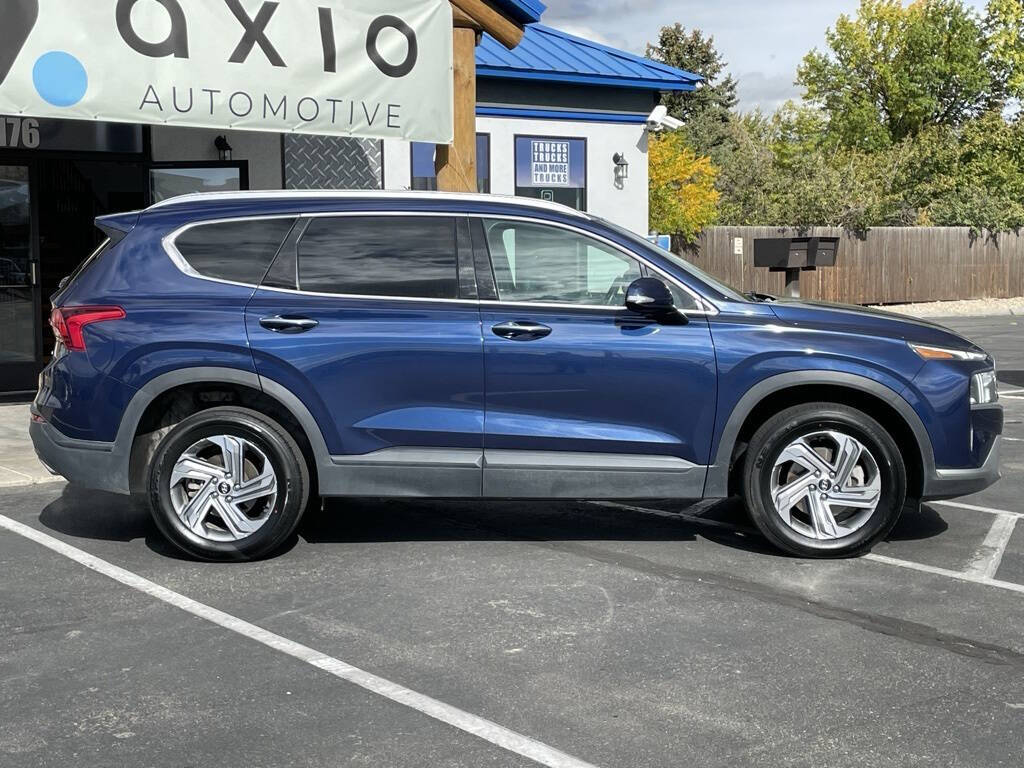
top-left (147, 407), bottom-right (310, 561)
top-left (741, 403), bottom-right (906, 557)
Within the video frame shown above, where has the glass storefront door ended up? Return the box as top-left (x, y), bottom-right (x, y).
top-left (0, 165), bottom-right (39, 392)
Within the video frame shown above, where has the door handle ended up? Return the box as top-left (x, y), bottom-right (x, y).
top-left (492, 321), bottom-right (552, 341)
top-left (259, 315), bottom-right (319, 334)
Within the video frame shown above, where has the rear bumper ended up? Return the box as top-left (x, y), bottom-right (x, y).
top-left (921, 435), bottom-right (1001, 501)
top-left (29, 416), bottom-right (130, 495)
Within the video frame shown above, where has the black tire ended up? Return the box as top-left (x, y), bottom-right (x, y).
top-left (148, 406), bottom-right (310, 561)
top-left (741, 402), bottom-right (906, 558)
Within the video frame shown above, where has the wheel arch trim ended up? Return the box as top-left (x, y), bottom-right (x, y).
top-left (704, 371), bottom-right (935, 498)
top-left (116, 366), bottom-right (333, 474)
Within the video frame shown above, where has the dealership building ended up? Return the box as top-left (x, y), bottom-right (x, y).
top-left (0, 5), bottom-right (698, 393)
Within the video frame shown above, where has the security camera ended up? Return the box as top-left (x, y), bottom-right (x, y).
top-left (646, 105), bottom-right (684, 132)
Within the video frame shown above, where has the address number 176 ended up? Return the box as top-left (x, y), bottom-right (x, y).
top-left (0, 117), bottom-right (41, 149)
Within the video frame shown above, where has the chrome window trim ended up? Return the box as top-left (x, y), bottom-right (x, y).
top-left (470, 214), bottom-right (719, 316)
top-left (160, 209), bottom-right (720, 314)
top-left (161, 214), bottom-right (300, 291)
top-left (162, 212), bottom-right (477, 305)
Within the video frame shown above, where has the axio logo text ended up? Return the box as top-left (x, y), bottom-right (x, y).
top-left (115, 0), bottom-right (419, 78)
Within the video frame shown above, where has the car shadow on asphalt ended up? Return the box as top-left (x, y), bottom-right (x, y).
top-left (35, 485), bottom-right (297, 561)
top-left (35, 485), bottom-right (949, 562)
top-left (301, 496), bottom-right (949, 558)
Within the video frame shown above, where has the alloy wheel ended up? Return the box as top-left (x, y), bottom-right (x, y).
top-left (769, 430), bottom-right (882, 541)
top-left (168, 434), bottom-right (278, 542)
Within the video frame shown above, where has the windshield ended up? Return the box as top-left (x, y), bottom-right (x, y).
top-left (594, 217), bottom-right (750, 303)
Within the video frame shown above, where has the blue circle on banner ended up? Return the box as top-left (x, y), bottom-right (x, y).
top-left (32, 51), bottom-right (88, 107)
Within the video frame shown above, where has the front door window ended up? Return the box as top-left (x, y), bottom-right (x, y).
top-left (482, 219), bottom-right (641, 307)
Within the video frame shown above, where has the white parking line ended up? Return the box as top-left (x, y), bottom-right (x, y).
top-left (933, 500), bottom-right (1023, 519)
top-left (862, 553), bottom-right (1024, 595)
top-left (595, 501), bottom-right (1024, 595)
top-left (999, 389), bottom-right (1024, 396)
top-left (0, 514), bottom-right (601, 768)
top-left (964, 516), bottom-right (1018, 580)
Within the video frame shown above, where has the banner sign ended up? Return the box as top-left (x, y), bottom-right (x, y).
top-left (0, 0), bottom-right (454, 143)
top-left (515, 137), bottom-right (586, 188)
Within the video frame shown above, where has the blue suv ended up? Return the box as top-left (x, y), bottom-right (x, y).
top-left (31, 191), bottom-right (1002, 561)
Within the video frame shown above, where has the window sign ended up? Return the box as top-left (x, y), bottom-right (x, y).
top-left (515, 136), bottom-right (586, 211)
top-left (530, 140), bottom-right (569, 186)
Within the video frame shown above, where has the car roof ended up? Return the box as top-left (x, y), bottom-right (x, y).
top-left (146, 190), bottom-right (590, 220)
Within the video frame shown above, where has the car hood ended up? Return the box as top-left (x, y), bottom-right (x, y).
top-left (766, 298), bottom-right (987, 354)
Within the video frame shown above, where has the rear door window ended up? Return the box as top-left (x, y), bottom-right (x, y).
top-left (296, 216), bottom-right (459, 299)
top-left (173, 218), bottom-right (295, 285)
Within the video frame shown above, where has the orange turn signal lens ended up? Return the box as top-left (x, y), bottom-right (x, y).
top-left (909, 343), bottom-right (987, 362)
top-left (913, 346), bottom-right (956, 360)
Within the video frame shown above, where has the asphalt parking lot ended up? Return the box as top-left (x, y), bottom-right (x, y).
top-left (2, 315), bottom-right (1022, 768)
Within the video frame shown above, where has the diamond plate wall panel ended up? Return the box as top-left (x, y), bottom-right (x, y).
top-left (283, 135), bottom-right (383, 190)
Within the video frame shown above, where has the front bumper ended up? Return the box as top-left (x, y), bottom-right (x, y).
top-left (30, 417), bottom-right (131, 495)
top-left (921, 434), bottom-right (1001, 501)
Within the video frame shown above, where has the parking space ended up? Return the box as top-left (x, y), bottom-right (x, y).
top-left (1, 316), bottom-right (1022, 767)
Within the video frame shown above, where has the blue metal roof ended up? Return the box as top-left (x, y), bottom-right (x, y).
top-left (489, 0), bottom-right (546, 25)
top-left (476, 24), bottom-right (702, 92)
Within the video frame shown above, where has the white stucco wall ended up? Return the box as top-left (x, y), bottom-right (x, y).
top-left (151, 118), bottom-right (651, 233)
top-left (383, 116), bottom-right (651, 234)
top-left (150, 126), bottom-right (283, 190)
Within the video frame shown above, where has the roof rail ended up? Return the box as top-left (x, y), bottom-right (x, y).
top-left (146, 189), bottom-right (589, 219)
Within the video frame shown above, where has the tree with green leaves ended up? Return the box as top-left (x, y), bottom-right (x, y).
top-left (986, 0), bottom-right (1024, 102)
top-left (798, 0), bottom-right (999, 149)
top-left (646, 24), bottom-right (738, 155)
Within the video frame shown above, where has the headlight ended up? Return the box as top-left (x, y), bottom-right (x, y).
top-left (909, 343), bottom-right (988, 361)
top-left (970, 370), bottom-right (998, 405)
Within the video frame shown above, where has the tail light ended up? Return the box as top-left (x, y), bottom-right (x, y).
top-left (50, 306), bottom-right (125, 351)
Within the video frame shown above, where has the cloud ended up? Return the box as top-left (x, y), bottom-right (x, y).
top-left (541, 0), bottom-right (664, 21)
top-left (536, 0), bottom-right (991, 112)
top-left (552, 24), bottom-right (619, 47)
top-left (735, 71), bottom-right (802, 113)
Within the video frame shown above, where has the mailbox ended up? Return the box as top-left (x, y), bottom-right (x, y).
top-left (753, 236), bottom-right (839, 297)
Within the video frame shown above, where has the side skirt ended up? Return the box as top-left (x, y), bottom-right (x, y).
top-left (319, 448), bottom-right (707, 500)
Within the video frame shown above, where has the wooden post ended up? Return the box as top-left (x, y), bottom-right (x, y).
top-left (435, 20), bottom-right (478, 193)
top-left (435, 2), bottom-right (524, 193)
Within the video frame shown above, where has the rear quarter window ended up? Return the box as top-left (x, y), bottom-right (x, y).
top-left (172, 218), bottom-right (295, 285)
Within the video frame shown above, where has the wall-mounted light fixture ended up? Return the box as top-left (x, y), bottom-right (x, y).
top-left (613, 152), bottom-right (629, 182)
top-left (214, 135), bottom-right (233, 162)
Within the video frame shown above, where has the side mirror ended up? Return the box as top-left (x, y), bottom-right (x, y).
top-left (625, 277), bottom-right (676, 318)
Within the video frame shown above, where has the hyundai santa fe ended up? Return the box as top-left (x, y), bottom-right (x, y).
top-left (30, 191), bottom-right (1003, 561)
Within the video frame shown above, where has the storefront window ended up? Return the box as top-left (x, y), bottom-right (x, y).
top-left (411, 135), bottom-right (490, 193)
top-left (514, 136), bottom-right (587, 211)
top-left (0, 165), bottom-right (34, 366)
top-left (149, 164), bottom-right (246, 204)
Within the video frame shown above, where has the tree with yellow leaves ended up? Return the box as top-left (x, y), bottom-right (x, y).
top-left (648, 131), bottom-right (720, 243)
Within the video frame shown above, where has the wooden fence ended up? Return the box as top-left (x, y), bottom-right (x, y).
top-left (677, 227), bottom-right (1024, 305)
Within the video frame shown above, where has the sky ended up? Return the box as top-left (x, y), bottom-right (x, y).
top-left (539, 1), bottom-right (989, 113)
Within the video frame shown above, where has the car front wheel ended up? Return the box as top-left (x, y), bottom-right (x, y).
top-left (147, 407), bottom-right (310, 561)
top-left (741, 402), bottom-right (907, 557)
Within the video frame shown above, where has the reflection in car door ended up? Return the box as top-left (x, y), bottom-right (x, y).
top-left (245, 214), bottom-right (486, 497)
top-left (474, 217), bottom-right (717, 499)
